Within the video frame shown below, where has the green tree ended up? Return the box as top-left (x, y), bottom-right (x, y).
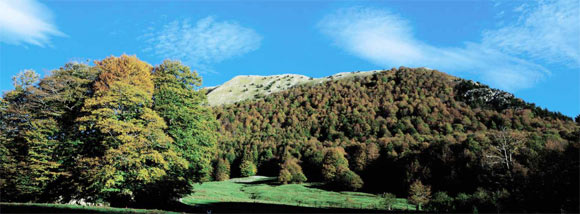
top-left (152, 60), bottom-right (218, 182)
top-left (381, 193), bottom-right (397, 211)
top-left (240, 159), bottom-right (257, 177)
top-left (336, 169), bottom-right (364, 191)
top-left (37, 63), bottom-right (100, 200)
top-left (426, 192), bottom-right (453, 213)
top-left (0, 70), bottom-right (63, 202)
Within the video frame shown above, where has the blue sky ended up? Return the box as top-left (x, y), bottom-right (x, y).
top-left (1, 0), bottom-right (579, 117)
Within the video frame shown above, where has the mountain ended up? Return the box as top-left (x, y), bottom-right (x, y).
top-left (210, 67), bottom-right (579, 212)
top-left (206, 70), bottom-right (383, 106)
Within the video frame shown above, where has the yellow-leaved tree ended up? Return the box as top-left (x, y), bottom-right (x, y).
top-left (76, 55), bottom-right (187, 206)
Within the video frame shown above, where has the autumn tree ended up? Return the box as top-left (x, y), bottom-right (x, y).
top-left (278, 156), bottom-right (307, 184)
top-left (76, 55), bottom-right (187, 205)
top-left (321, 147), bottom-right (349, 181)
top-left (214, 158), bottom-right (231, 181)
top-left (349, 143), bottom-right (380, 172)
top-left (408, 180), bottom-right (431, 210)
top-left (321, 147), bottom-right (364, 190)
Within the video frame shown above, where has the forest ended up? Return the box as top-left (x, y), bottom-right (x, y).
top-left (212, 67), bottom-right (579, 212)
top-left (1, 55), bottom-right (578, 213)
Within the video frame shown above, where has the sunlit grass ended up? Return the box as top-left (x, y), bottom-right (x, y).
top-left (182, 176), bottom-right (416, 211)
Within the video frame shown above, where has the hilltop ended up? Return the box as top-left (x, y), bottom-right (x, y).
top-left (206, 70), bottom-right (383, 106)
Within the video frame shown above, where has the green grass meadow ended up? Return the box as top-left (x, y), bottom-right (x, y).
top-left (182, 176), bottom-right (416, 211)
top-left (2, 176), bottom-right (416, 213)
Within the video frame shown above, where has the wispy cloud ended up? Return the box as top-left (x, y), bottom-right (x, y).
top-left (483, 0), bottom-right (580, 66)
top-left (142, 17), bottom-right (262, 73)
top-left (318, 7), bottom-right (556, 91)
top-left (0, 0), bottom-right (65, 47)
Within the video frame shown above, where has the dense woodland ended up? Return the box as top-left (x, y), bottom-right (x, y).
top-left (0, 55), bottom-right (218, 207)
top-left (1, 56), bottom-right (578, 213)
top-left (213, 67), bottom-right (579, 212)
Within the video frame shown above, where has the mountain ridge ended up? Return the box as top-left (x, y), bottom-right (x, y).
top-left (206, 70), bottom-right (384, 106)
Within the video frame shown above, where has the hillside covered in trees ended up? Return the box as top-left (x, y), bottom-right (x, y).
top-left (212, 67), bottom-right (579, 212)
top-left (1, 56), bottom-right (578, 213)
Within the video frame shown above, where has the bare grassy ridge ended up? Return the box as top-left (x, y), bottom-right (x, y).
top-left (206, 70), bottom-right (384, 106)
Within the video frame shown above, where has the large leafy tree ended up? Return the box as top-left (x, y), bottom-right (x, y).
top-left (0, 70), bottom-right (64, 202)
top-left (37, 63), bottom-right (101, 200)
top-left (152, 60), bottom-right (218, 183)
top-left (0, 64), bottom-right (102, 202)
top-left (76, 55), bottom-right (187, 205)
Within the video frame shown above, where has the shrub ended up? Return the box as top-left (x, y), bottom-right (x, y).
top-left (336, 169), bottom-right (363, 191)
top-left (239, 160), bottom-right (257, 177)
top-left (214, 159), bottom-right (230, 181)
top-left (382, 193), bottom-right (397, 210)
top-left (278, 157), bottom-right (307, 184)
top-left (426, 192), bottom-right (453, 212)
top-left (454, 193), bottom-right (472, 212)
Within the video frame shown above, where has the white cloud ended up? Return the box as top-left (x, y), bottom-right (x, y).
top-left (483, 0), bottom-right (580, 66)
top-left (318, 7), bottom-right (552, 91)
top-left (142, 17), bottom-right (262, 73)
top-left (0, 0), bottom-right (65, 47)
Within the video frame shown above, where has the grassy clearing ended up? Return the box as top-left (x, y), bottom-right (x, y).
top-left (0, 202), bottom-right (175, 213)
top-left (181, 176), bottom-right (416, 211)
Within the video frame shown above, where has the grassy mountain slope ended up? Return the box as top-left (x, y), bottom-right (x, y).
top-left (206, 70), bottom-right (383, 106)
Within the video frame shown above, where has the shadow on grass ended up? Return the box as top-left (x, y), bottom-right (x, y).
top-left (2, 200), bottom-right (422, 213)
top-left (239, 179), bottom-right (277, 185)
top-left (163, 201), bottom-right (421, 213)
top-left (302, 182), bottom-right (349, 192)
top-left (0, 203), bottom-right (166, 214)
top-left (230, 177), bottom-right (278, 185)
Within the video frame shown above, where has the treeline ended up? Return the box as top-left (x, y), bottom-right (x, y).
top-left (0, 55), bottom-right (218, 207)
top-left (212, 67), bottom-right (579, 212)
